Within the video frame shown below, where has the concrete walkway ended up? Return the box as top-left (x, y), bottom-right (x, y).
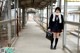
top-left (14, 19), bottom-right (67, 53)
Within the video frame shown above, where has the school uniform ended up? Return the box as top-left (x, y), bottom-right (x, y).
top-left (48, 14), bottom-right (64, 33)
top-left (49, 13), bottom-right (64, 49)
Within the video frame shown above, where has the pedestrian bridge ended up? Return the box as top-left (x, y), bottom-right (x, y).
top-left (0, 0), bottom-right (80, 53)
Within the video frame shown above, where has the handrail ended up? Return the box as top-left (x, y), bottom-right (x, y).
top-left (65, 21), bottom-right (80, 26)
top-left (39, 21), bottom-right (80, 26)
top-left (0, 18), bottom-right (17, 24)
top-left (68, 10), bottom-right (80, 14)
top-left (69, 31), bottom-right (80, 38)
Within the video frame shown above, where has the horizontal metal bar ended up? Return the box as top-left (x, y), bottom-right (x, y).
top-left (38, 20), bottom-right (80, 26)
top-left (65, 21), bottom-right (80, 26)
top-left (69, 32), bottom-right (80, 38)
top-left (75, 30), bottom-right (80, 33)
top-left (68, 11), bottom-right (80, 14)
top-left (0, 18), bottom-right (17, 24)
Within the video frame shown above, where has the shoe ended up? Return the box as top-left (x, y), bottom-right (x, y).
top-left (50, 38), bottom-right (54, 49)
top-left (53, 38), bottom-right (58, 50)
top-left (53, 46), bottom-right (56, 50)
top-left (50, 45), bottom-right (53, 49)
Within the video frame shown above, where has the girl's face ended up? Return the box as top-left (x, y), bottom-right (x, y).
top-left (55, 10), bottom-right (60, 14)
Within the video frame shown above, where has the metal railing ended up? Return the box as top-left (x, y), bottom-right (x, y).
top-left (0, 18), bottom-right (17, 47)
top-left (0, 19), bottom-right (17, 24)
top-left (63, 21), bottom-right (80, 53)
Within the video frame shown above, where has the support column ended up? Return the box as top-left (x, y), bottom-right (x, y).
top-left (48, 5), bottom-right (51, 27)
top-left (22, 8), bottom-right (25, 28)
top-left (50, 0), bottom-right (53, 14)
top-left (17, 0), bottom-right (19, 16)
top-left (39, 10), bottom-right (41, 23)
top-left (7, 0), bottom-right (11, 44)
top-left (25, 9), bottom-right (27, 24)
top-left (19, 8), bottom-right (22, 30)
top-left (24, 9), bottom-right (26, 25)
top-left (14, 0), bottom-right (17, 36)
top-left (48, 5), bottom-right (51, 17)
top-left (40, 9), bottom-right (43, 25)
top-left (57, 0), bottom-right (62, 8)
top-left (16, 0), bottom-right (20, 37)
top-left (27, 12), bottom-right (29, 22)
top-left (47, 5), bottom-right (49, 30)
top-left (63, 0), bottom-right (67, 49)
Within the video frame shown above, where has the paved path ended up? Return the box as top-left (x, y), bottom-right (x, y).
top-left (15, 19), bottom-right (67, 53)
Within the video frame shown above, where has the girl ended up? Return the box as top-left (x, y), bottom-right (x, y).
top-left (48, 7), bottom-right (64, 50)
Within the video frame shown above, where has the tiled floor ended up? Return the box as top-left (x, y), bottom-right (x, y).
top-left (14, 19), bottom-right (68, 53)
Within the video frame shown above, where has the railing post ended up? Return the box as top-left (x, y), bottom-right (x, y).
top-left (7, 0), bottom-right (11, 45)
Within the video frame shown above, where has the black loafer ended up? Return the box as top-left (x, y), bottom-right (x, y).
top-left (50, 46), bottom-right (53, 49)
top-left (53, 46), bottom-right (56, 50)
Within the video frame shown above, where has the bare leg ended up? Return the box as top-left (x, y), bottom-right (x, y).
top-left (53, 32), bottom-right (57, 38)
top-left (56, 33), bottom-right (60, 38)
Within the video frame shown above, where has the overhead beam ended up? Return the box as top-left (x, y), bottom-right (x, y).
top-left (19, 0), bottom-right (56, 9)
top-left (39, 0), bottom-right (56, 9)
top-left (33, 0), bottom-right (45, 8)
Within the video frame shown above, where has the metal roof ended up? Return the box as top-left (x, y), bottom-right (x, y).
top-left (19, 0), bottom-right (56, 9)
